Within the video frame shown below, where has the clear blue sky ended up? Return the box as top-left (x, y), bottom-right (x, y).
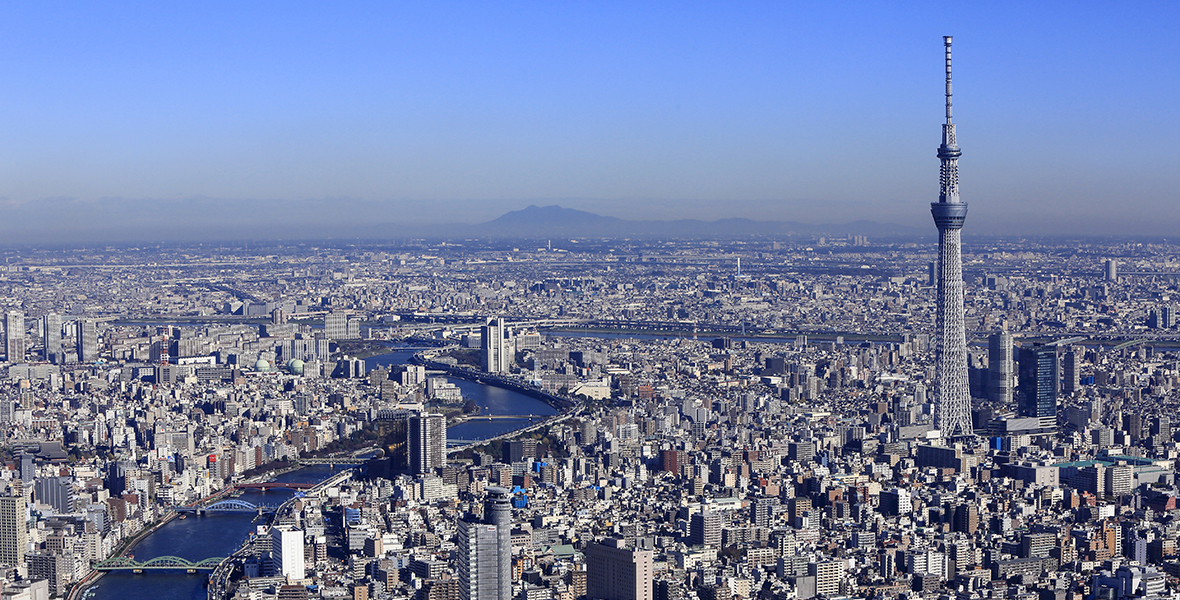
top-left (0, 2), bottom-right (1176, 239)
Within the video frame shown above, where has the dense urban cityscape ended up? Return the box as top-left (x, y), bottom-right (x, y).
top-left (1, 8), bottom-right (1177, 600)
top-left (0, 223), bottom-right (1179, 600)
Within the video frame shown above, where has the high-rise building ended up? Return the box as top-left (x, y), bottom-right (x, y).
top-left (987, 332), bottom-right (1013, 405)
top-left (481, 318), bottom-right (509, 373)
top-left (689, 511), bottom-right (721, 547)
top-left (457, 521), bottom-right (500, 600)
top-left (585, 538), bottom-right (654, 600)
top-left (271, 525), bottom-right (306, 581)
top-left (28, 552), bottom-right (72, 597)
top-left (1018, 344), bottom-right (1058, 428)
top-left (879, 489), bottom-right (912, 516)
top-left (1105, 258), bottom-right (1118, 282)
top-left (750, 497), bottom-right (779, 529)
top-left (457, 488), bottom-right (513, 600)
top-left (952, 503), bottom-right (978, 535)
top-left (809, 560), bottom-right (843, 597)
top-left (4, 311), bottom-right (24, 363)
top-left (502, 439), bottom-right (538, 464)
top-left (0, 495), bottom-right (27, 566)
top-left (43, 313), bottom-right (61, 363)
top-left (409, 413), bottom-right (446, 474)
top-left (484, 487), bottom-right (512, 600)
top-left (77, 319), bottom-right (98, 363)
top-left (324, 313), bottom-right (348, 340)
top-left (930, 36), bottom-right (972, 439)
top-left (1151, 305), bottom-right (1177, 329)
top-left (1062, 348), bottom-right (1080, 396)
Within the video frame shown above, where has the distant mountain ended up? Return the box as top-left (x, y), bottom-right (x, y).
top-left (483, 205), bottom-right (630, 236)
top-left (466, 204), bottom-right (921, 239)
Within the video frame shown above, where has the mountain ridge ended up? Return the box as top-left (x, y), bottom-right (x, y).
top-left (469, 204), bottom-right (922, 238)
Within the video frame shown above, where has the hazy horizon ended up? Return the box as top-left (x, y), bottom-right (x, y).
top-left (1, 2), bottom-right (1177, 242)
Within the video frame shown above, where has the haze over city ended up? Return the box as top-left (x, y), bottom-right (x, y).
top-left (1, 2), bottom-right (1177, 242)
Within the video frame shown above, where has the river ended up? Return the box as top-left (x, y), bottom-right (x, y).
top-left (363, 349), bottom-right (557, 445)
top-left (86, 465), bottom-right (346, 600)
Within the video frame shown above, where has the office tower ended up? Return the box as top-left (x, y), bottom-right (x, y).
top-left (1157, 305), bottom-right (1177, 329)
top-left (585, 538), bottom-right (654, 600)
top-left (0, 495), bottom-right (27, 565)
top-left (34, 477), bottom-right (77, 514)
top-left (502, 439), bottom-right (537, 464)
top-left (484, 488), bottom-right (512, 600)
top-left (77, 319), bottom-right (98, 363)
top-left (324, 313), bottom-right (348, 340)
top-left (20, 452), bottom-right (34, 483)
top-left (1018, 344), bottom-right (1058, 428)
top-left (1062, 348), bottom-right (1080, 396)
top-left (788, 441), bottom-right (815, 463)
top-left (952, 503), bottom-right (978, 535)
top-left (458, 488), bottom-right (513, 600)
top-left (930, 36), bottom-right (972, 438)
top-left (271, 525), bottom-right (306, 580)
top-left (481, 317), bottom-right (509, 373)
top-left (457, 521), bottom-right (500, 600)
top-left (987, 332), bottom-right (1013, 405)
top-left (409, 413), bottom-right (446, 474)
top-left (4, 311), bottom-right (24, 363)
top-left (689, 511), bottom-right (721, 547)
top-left (43, 313), bottom-right (61, 363)
top-left (1104, 258), bottom-right (1118, 282)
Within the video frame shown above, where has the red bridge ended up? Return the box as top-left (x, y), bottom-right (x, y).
top-left (233, 482), bottom-right (315, 491)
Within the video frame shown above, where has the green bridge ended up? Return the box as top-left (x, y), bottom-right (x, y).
top-left (94, 555), bottom-right (225, 572)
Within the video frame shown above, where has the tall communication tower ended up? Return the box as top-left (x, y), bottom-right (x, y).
top-left (931, 36), bottom-right (972, 438)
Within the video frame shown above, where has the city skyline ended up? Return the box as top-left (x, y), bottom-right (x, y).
top-left (0, 3), bottom-right (1177, 243)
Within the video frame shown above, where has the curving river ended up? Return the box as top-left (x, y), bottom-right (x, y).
top-left (86, 465), bottom-right (345, 600)
top-left (363, 349), bottom-right (557, 444)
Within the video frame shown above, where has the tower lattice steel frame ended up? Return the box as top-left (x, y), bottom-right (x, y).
top-left (931, 36), bottom-right (973, 438)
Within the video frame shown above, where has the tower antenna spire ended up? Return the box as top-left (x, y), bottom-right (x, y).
top-left (944, 36), bottom-right (953, 123)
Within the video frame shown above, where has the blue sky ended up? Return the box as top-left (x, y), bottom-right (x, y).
top-left (0, 2), bottom-right (1176, 239)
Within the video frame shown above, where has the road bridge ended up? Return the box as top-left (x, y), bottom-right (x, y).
top-left (296, 457), bottom-right (368, 465)
top-left (172, 499), bottom-right (278, 514)
top-left (232, 482), bottom-right (314, 491)
top-left (93, 555), bottom-right (224, 572)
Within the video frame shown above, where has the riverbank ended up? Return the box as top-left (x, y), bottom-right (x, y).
top-left (65, 511), bottom-right (177, 600)
top-left (68, 459), bottom-right (325, 600)
top-left (413, 355), bottom-right (574, 412)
